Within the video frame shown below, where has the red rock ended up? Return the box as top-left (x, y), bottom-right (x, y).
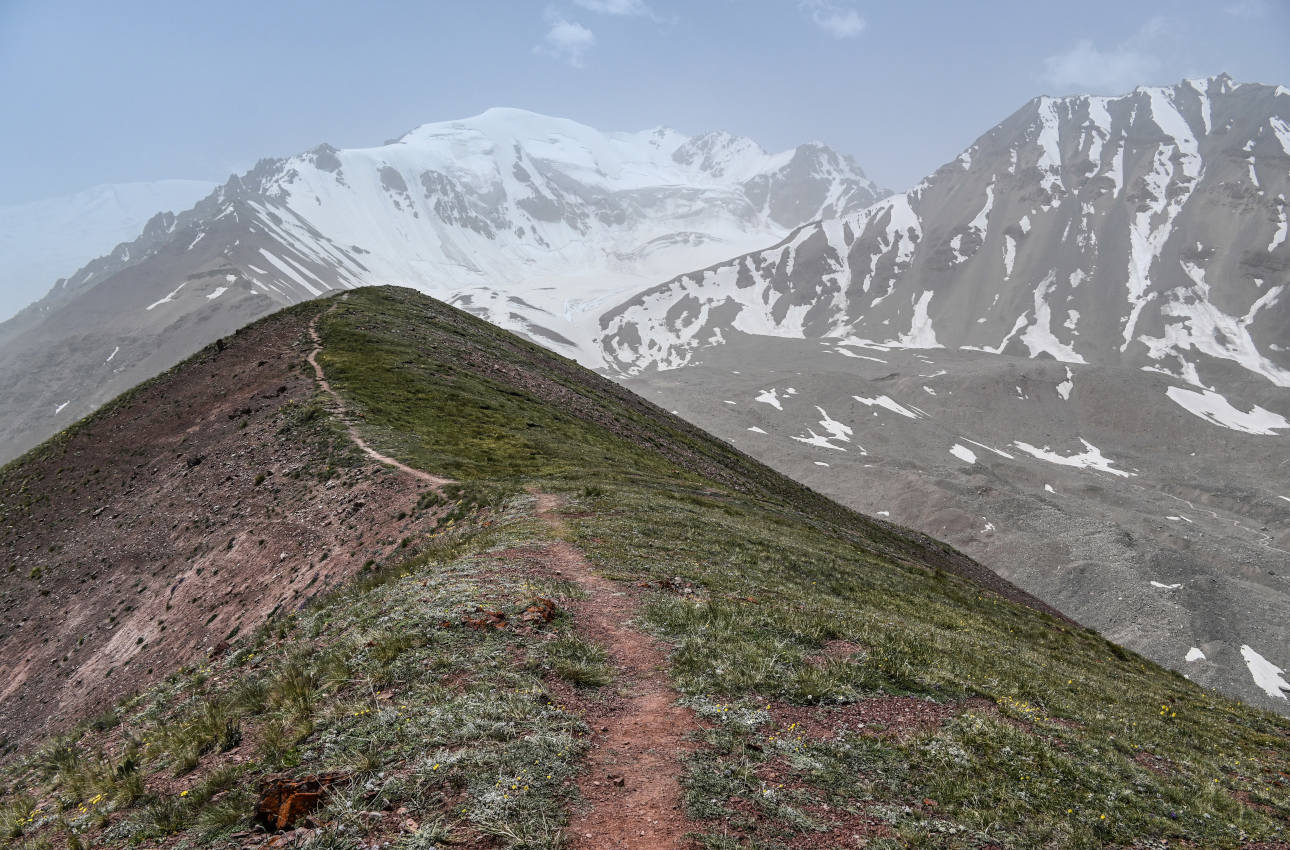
top-left (254, 772), bottom-right (348, 831)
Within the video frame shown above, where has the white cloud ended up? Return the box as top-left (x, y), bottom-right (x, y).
top-left (1042, 40), bottom-right (1160, 93)
top-left (537, 17), bottom-right (596, 67)
top-left (573, 0), bottom-right (651, 14)
top-left (799, 0), bottom-right (866, 39)
top-left (1224, 0), bottom-right (1269, 17)
top-left (1041, 18), bottom-right (1173, 94)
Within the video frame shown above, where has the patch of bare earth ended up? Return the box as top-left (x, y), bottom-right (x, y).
top-left (527, 491), bottom-right (700, 850)
top-left (0, 309), bottom-right (447, 748)
top-left (764, 695), bottom-right (994, 744)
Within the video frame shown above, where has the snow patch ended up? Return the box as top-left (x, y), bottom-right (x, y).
top-left (54, 401), bottom-right (70, 415)
top-left (960, 438), bottom-right (1014, 459)
top-left (950, 444), bottom-right (977, 464)
top-left (853, 394), bottom-right (924, 420)
top-left (206, 286), bottom-right (229, 301)
top-left (1165, 387), bottom-right (1290, 435)
top-left (145, 282), bottom-right (187, 311)
top-left (1185, 647), bottom-right (1205, 662)
top-left (1150, 581), bottom-right (1182, 590)
top-left (815, 406), bottom-right (853, 443)
top-left (259, 249), bottom-right (322, 296)
top-left (1011, 439), bottom-right (1134, 477)
top-left (792, 406), bottom-right (857, 453)
top-left (1270, 196), bottom-right (1287, 252)
top-left (105, 346), bottom-right (119, 364)
top-left (755, 389), bottom-right (784, 411)
top-left (892, 291), bottom-right (941, 349)
top-left (1020, 274), bottom-right (1086, 363)
top-left (746, 426), bottom-right (767, 434)
top-left (1240, 645), bottom-right (1290, 700)
top-left (1056, 367), bottom-right (1074, 400)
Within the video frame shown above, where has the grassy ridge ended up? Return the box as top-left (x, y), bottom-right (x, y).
top-left (2, 286), bottom-right (1288, 848)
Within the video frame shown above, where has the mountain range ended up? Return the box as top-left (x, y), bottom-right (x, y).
top-left (0, 77), bottom-right (1287, 714)
top-left (0, 108), bottom-right (883, 464)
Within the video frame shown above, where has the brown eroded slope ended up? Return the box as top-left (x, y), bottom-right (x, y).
top-left (0, 304), bottom-right (447, 749)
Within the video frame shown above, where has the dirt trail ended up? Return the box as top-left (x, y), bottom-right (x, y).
top-left (532, 491), bottom-right (699, 850)
top-left (307, 313), bottom-right (453, 489)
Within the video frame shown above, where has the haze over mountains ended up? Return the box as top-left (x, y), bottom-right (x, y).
top-left (0, 180), bottom-right (216, 322)
top-left (1, 76), bottom-right (1288, 711)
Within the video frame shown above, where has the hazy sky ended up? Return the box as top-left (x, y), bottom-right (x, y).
top-left (1, 0), bottom-right (1287, 205)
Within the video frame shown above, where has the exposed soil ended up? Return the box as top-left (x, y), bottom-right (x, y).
top-left (765, 695), bottom-right (995, 744)
top-left (0, 308), bottom-right (447, 748)
top-left (529, 491), bottom-right (700, 850)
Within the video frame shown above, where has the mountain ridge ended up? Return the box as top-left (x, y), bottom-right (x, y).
top-left (2, 287), bottom-right (1288, 849)
top-left (602, 76), bottom-right (1289, 391)
top-left (0, 179), bottom-right (217, 325)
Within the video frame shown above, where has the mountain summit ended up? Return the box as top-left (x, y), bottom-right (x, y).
top-left (0, 109), bottom-right (884, 463)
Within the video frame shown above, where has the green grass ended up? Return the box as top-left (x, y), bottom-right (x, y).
top-left (0, 498), bottom-right (599, 848)
top-left (565, 483), bottom-right (1290, 847)
top-left (2, 286), bottom-right (1288, 848)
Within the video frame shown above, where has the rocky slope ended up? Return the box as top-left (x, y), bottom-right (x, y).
top-left (602, 75), bottom-right (1290, 714)
top-left (603, 75), bottom-right (1289, 390)
top-left (627, 339), bottom-right (1290, 714)
top-left (0, 109), bottom-right (883, 464)
top-left (0, 304), bottom-right (450, 745)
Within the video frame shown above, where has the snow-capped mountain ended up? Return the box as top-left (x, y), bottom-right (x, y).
top-left (0, 108), bottom-right (884, 462)
top-left (603, 75), bottom-right (1290, 391)
top-left (604, 76), bottom-right (1290, 713)
top-left (0, 180), bottom-right (216, 323)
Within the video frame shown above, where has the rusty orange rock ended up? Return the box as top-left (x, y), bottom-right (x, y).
top-left (254, 772), bottom-right (348, 831)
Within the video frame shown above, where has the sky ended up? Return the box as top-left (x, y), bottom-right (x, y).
top-left (0, 0), bottom-right (1287, 206)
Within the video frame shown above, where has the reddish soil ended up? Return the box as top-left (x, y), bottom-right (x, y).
top-left (764, 695), bottom-right (993, 744)
top-left (0, 308), bottom-right (447, 747)
top-left (529, 491), bottom-right (701, 850)
top-left (804, 639), bottom-right (864, 667)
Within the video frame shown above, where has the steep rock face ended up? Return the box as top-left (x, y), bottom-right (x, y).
top-left (603, 76), bottom-right (1289, 389)
top-left (0, 109), bottom-right (884, 463)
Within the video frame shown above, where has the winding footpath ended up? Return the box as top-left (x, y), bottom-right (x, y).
top-left (306, 311), bottom-right (454, 489)
top-left (310, 305), bottom-right (696, 845)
